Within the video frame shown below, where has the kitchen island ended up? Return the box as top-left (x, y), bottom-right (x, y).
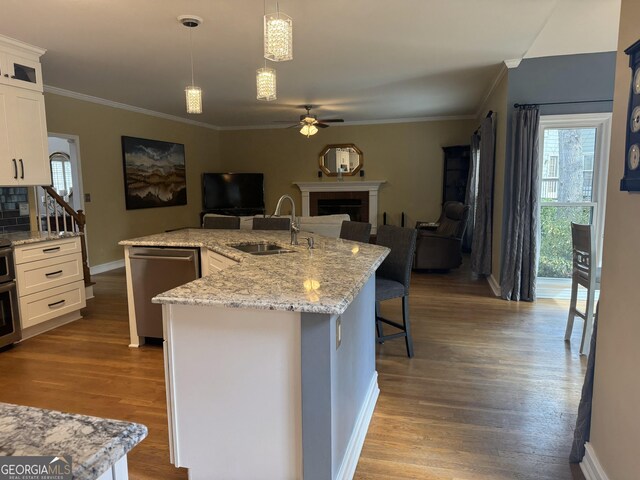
top-left (120, 229), bottom-right (389, 480)
top-left (0, 402), bottom-right (147, 480)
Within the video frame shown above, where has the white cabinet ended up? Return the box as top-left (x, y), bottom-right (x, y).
top-left (15, 237), bottom-right (86, 337)
top-left (200, 248), bottom-right (238, 276)
top-left (0, 35), bottom-right (50, 186)
top-left (0, 85), bottom-right (50, 185)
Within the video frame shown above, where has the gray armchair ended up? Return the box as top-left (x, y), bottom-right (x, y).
top-left (414, 202), bottom-right (470, 270)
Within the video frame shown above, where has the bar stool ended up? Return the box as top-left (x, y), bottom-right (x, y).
top-left (339, 221), bottom-right (371, 243)
top-left (202, 215), bottom-right (241, 229)
top-left (252, 217), bottom-right (291, 230)
top-left (375, 225), bottom-right (418, 358)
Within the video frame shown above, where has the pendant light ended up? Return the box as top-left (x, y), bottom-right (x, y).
top-left (179, 15), bottom-right (203, 114)
top-left (256, 62), bottom-right (277, 101)
top-left (264, 1), bottom-right (293, 62)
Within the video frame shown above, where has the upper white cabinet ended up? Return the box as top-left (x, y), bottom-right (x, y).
top-left (0, 34), bottom-right (50, 186)
top-left (0, 52), bottom-right (43, 92)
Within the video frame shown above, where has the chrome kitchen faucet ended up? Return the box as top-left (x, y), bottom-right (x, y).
top-left (274, 194), bottom-right (299, 245)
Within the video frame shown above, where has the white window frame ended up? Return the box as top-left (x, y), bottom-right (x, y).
top-left (536, 113), bottom-right (611, 298)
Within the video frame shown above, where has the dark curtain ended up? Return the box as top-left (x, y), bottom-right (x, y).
top-left (500, 107), bottom-right (540, 301)
top-left (470, 113), bottom-right (496, 276)
top-left (570, 302), bottom-right (599, 463)
top-left (463, 132), bottom-right (480, 251)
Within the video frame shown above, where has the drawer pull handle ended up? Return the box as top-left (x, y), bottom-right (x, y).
top-left (45, 270), bottom-right (63, 277)
top-left (43, 246), bottom-right (61, 253)
top-left (48, 299), bottom-right (66, 308)
top-left (18, 159), bottom-right (24, 179)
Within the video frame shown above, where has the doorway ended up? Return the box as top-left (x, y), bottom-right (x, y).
top-left (43, 134), bottom-right (84, 209)
top-left (536, 113), bottom-right (611, 298)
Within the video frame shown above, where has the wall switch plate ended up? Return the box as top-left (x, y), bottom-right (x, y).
top-left (336, 317), bottom-right (342, 349)
top-left (19, 203), bottom-right (29, 216)
top-left (84, 193), bottom-right (91, 202)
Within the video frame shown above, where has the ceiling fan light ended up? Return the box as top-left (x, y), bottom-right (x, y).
top-left (264, 11), bottom-right (293, 62)
top-left (300, 124), bottom-right (318, 137)
top-left (256, 67), bottom-right (277, 101)
top-left (185, 85), bottom-right (202, 114)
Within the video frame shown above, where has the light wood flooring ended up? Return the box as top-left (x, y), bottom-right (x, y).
top-left (0, 262), bottom-right (587, 480)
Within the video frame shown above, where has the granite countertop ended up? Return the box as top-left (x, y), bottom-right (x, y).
top-left (0, 231), bottom-right (82, 246)
top-left (0, 402), bottom-right (147, 480)
top-left (120, 229), bottom-right (389, 315)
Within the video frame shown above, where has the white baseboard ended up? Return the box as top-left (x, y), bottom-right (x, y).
top-left (21, 310), bottom-right (83, 341)
top-left (85, 285), bottom-right (94, 300)
top-left (581, 442), bottom-right (610, 480)
top-left (336, 372), bottom-right (380, 480)
top-left (487, 274), bottom-right (501, 297)
top-left (90, 259), bottom-right (125, 275)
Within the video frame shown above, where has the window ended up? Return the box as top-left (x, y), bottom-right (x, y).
top-left (537, 114), bottom-right (611, 291)
top-left (547, 155), bottom-right (559, 178)
top-left (50, 154), bottom-right (73, 195)
top-left (541, 179), bottom-right (558, 200)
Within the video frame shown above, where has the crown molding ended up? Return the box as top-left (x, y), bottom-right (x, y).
top-left (475, 63), bottom-right (509, 118)
top-left (0, 33), bottom-right (46, 57)
top-left (219, 114), bottom-right (476, 131)
top-left (504, 58), bottom-right (522, 69)
top-left (43, 85), bottom-right (220, 131)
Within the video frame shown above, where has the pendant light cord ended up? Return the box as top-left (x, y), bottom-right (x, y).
top-left (263, 0), bottom-right (267, 68)
top-left (189, 25), bottom-right (195, 87)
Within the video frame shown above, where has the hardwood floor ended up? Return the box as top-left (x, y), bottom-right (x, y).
top-left (0, 261), bottom-right (587, 480)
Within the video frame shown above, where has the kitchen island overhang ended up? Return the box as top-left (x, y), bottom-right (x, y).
top-left (120, 230), bottom-right (389, 480)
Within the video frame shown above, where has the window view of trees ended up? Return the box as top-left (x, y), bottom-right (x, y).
top-left (538, 128), bottom-right (596, 278)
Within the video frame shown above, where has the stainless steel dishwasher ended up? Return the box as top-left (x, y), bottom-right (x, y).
top-left (129, 247), bottom-right (200, 339)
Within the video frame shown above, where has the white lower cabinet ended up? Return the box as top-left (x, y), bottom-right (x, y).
top-left (19, 280), bottom-right (85, 328)
top-left (200, 248), bottom-right (237, 276)
top-left (15, 237), bottom-right (86, 336)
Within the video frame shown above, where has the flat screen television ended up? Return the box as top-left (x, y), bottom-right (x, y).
top-left (202, 173), bottom-right (265, 212)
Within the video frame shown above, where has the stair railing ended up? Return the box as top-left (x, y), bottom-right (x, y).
top-left (38, 185), bottom-right (92, 286)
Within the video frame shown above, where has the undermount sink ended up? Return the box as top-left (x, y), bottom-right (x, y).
top-left (229, 243), bottom-right (294, 255)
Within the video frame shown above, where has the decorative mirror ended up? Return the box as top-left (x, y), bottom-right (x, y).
top-left (319, 144), bottom-right (363, 176)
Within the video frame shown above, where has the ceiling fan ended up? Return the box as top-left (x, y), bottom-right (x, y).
top-left (277, 105), bottom-right (344, 137)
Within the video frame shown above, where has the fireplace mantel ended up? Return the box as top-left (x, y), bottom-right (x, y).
top-left (294, 181), bottom-right (386, 233)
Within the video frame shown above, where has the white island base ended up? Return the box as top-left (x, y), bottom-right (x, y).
top-left (161, 277), bottom-right (378, 480)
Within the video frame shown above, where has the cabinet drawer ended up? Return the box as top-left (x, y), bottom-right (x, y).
top-left (14, 237), bottom-right (81, 264)
top-left (16, 253), bottom-right (83, 296)
top-left (207, 250), bottom-right (237, 272)
top-left (20, 280), bottom-right (86, 329)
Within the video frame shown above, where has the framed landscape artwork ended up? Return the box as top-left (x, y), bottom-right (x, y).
top-left (121, 136), bottom-right (187, 210)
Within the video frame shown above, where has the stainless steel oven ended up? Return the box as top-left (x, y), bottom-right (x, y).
top-left (0, 240), bottom-right (20, 348)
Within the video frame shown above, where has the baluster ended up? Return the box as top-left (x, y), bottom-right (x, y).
top-left (54, 198), bottom-right (60, 233)
top-left (34, 187), bottom-right (42, 232)
top-left (45, 190), bottom-right (52, 234)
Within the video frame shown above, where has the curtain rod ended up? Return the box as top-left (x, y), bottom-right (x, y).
top-left (513, 99), bottom-right (613, 108)
top-left (473, 110), bottom-right (494, 135)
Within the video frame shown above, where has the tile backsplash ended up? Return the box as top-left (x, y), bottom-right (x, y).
top-left (0, 187), bottom-right (30, 233)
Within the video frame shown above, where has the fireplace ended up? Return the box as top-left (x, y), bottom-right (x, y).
top-left (310, 191), bottom-right (369, 223)
top-left (294, 181), bottom-right (385, 233)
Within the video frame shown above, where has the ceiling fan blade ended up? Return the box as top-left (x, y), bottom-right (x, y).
top-left (286, 124), bottom-right (301, 129)
top-left (318, 119), bottom-right (344, 123)
top-left (273, 120), bottom-right (297, 123)
top-left (315, 122), bottom-right (330, 128)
